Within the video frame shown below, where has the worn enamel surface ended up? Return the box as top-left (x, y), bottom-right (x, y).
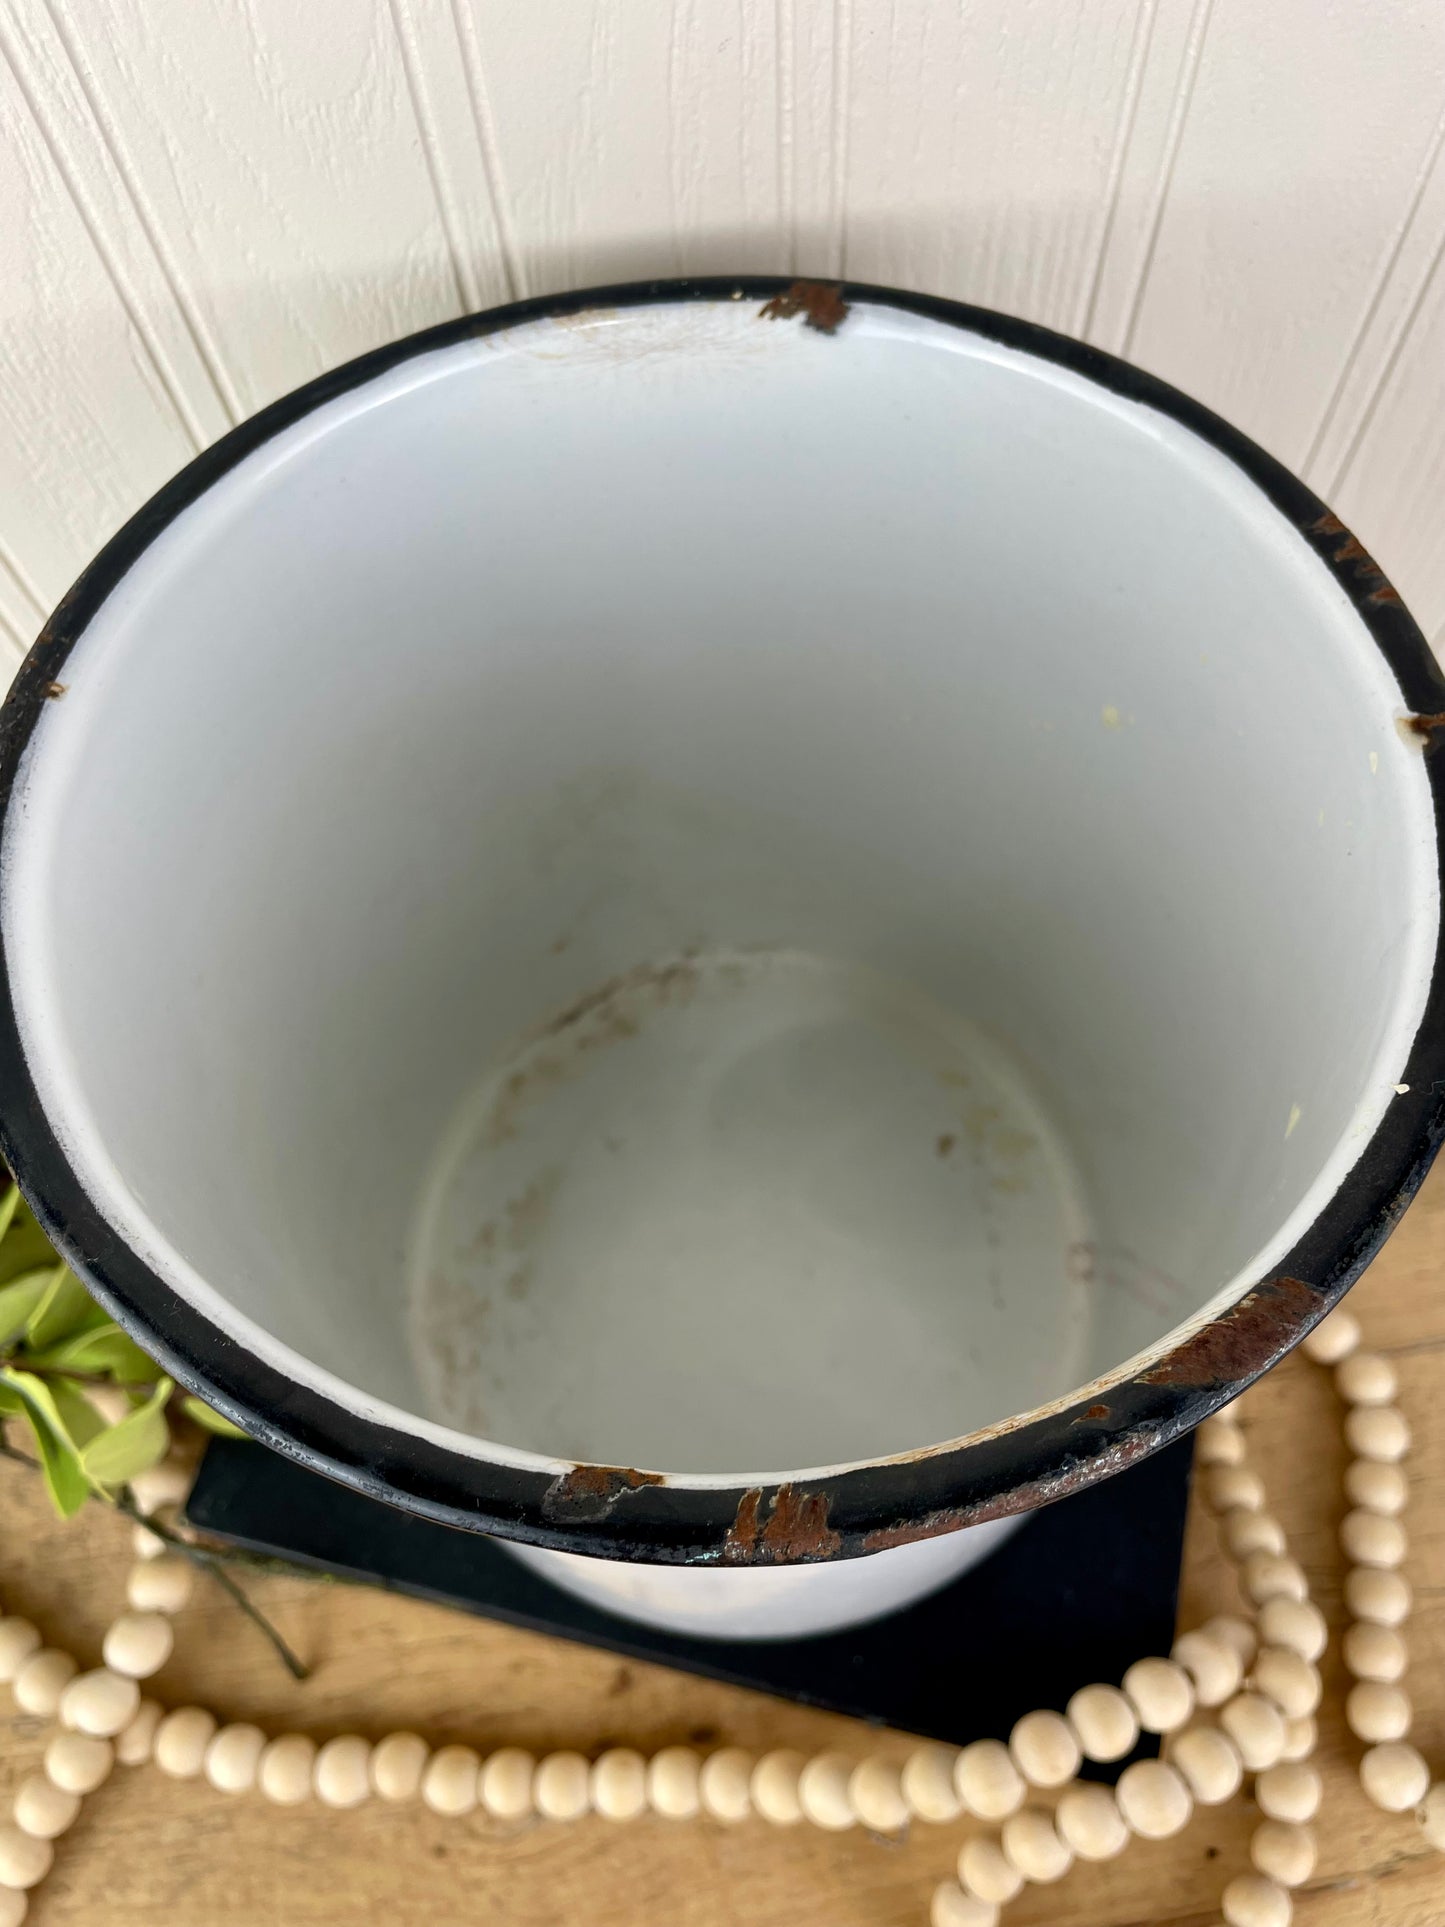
top-left (1, 281), bottom-right (1442, 1637)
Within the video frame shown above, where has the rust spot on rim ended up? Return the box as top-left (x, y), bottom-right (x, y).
top-left (1404, 711), bottom-right (1445, 742)
top-left (859, 1423), bottom-right (1163, 1552)
top-left (1076, 1402), bottom-right (1111, 1422)
top-left (542, 1461), bottom-right (664, 1524)
top-left (1310, 512), bottom-right (1402, 607)
top-left (723, 1482), bottom-right (843, 1562)
top-left (758, 281), bottom-right (850, 335)
top-left (41, 682), bottom-right (66, 701)
top-left (1141, 1275), bottom-right (1318, 1388)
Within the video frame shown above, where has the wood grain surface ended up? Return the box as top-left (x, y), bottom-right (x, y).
top-left (0, 1161), bottom-right (1441, 1924)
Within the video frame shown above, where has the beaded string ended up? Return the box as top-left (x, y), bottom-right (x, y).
top-left (0, 1304), bottom-right (1440, 1927)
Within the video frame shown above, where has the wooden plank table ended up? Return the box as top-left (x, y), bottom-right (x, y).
top-left (2, 1165), bottom-right (1442, 1926)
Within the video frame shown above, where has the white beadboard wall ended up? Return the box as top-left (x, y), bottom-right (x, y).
top-left (2, 0), bottom-right (1444, 671)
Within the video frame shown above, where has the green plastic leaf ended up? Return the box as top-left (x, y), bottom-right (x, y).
top-left (0, 1183), bottom-right (20, 1247)
top-left (0, 1368), bottom-right (89, 1517)
top-left (0, 1203), bottom-right (62, 1288)
top-left (180, 1395), bottom-right (246, 1438)
top-left (42, 1374), bottom-right (107, 1453)
top-left (0, 1267), bottom-right (59, 1347)
top-left (26, 1321), bottom-right (158, 1383)
top-left (79, 1376), bottom-right (173, 1489)
top-left (25, 1266), bottom-right (101, 1352)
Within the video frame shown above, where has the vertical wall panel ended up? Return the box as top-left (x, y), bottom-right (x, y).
top-left (2, 0), bottom-right (1444, 647)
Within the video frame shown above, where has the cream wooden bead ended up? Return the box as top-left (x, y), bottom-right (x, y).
top-left (1340, 1509), bottom-right (1407, 1569)
top-left (0, 1622), bottom-right (41, 1683)
top-left (929, 1882), bottom-right (999, 1927)
top-left (751, 1751), bottom-right (806, 1826)
top-left (1346, 1681), bottom-right (1411, 1743)
top-left (1255, 1764), bottom-right (1322, 1824)
top-left (955, 1740), bottom-right (1025, 1821)
top-left (421, 1745), bottom-right (479, 1817)
top-left (591, 1748), bottom-right (648, 1822)
top-left (1257, 1598), bottom-right (1327, 1665)
top-left (1253, 1648), bottom-right (1321, 1719)
top-left (0, 1892), bottom-right (25, 1927)
top-left (314, 1735), bottom-right (372, 1810)
top-left (1001, 1807), bottom-right (1072, 1883)
top-left (1344, 1566), bottom-right (1411, 1627)
top-left (13, 1777), bottom-right (78, 1842)
top-left (1008, 1709), bottom-right (1081, 1786)
top-left (1222, 1871), bottom-right (1292, 1927)
top-left (116, 1699), bottom-right (162, 1768)
top-left (957, 1835), bottom-right (1024, 1907)
top-left (1336, 1351), bottom-right (1398, 1405)
top-left (1278, 1717), bottom-right (1316, 1763)
top-left (43, 1733), bottom-right (112, 1795)
top-left (102, 1611), bottom-right (174, 1680)
top-left (648, 1747), bottom-right (702, 1820)
top-left (1116, 1759), bottom-right (1192, 1839)
top-left (1224, 1511), bottom-right (1288, 1561)
top-left (131, 1522), bottom-right (166, 1560)
top-left (204, 1723), bottom-right (266, 1795)
top-left (1342, 1622), bottom-right (1406, 1683)
top-left (1208, 1466), bottom-right (1266, 1513)
top-left (1300, 1306), bottom-right (1359, 1363)
top-left (902, 1745), bottom-right (963, 1823)
top-left (258, 1734), bottom-right (315, 1806)
top-left (129, 1459), bottom-right (191, 1515)
top-left (154, 1707), bottom-right (216, 1779)
top-left (0, 1829), bottom-right (51, 1893)
top-left (370, 1732), bottom-right (428, 1802)
top-left (1171, 1726), bottom-right (1244, 1805)
top-left (1251, 1819), bottom-right (1316, 1886)
top-left (1123, 1657), bottom-right (1195, 1733)
top-left (12, 1649), bottom-right (76, 1717)
top-left (1196, 1417), bottom-right (1246, 1465)
top-left (699, 1749), bottom-right (753, 1824)
top-left (1055, 1783), bottom-right (1129, 1861)
top-left (1220, 1694), bottom-right (1287, 1772)
top-left (479, 1748), bottom-right (535, 1821)
top-left (1172, 1631), bottom-right (1243, 1708)
top-left (125, 1554), bottom-right (194, 1616)
top-left (848, 1757), bottom-right (909, 1833)
top-left (60, 1667), bottom-right (140, 1738)
top-left (796, 1753), bottom-right (855, 1831)
top-left (1241, 1553), bottom-right (1308, 1606)
top-left (1067, 1683), bottom-right (1140, 1760)
top-left (1420, 1783), bottom-right (1445, 1852)
top-left (1359, 1741), bottom-right (1430, 1813)
top-left (1343, 1458), bottom-right (1408, 1516)
top-left (533, 1752), bottom-right (590, 1822)
top-left (1344, 1406), bottom-right (1410, 1463)
top-left (1204, 1615), bottom-right (1258, 1668)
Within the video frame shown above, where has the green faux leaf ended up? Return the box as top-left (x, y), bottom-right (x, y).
top-left (0, 1202), bottom-right (62, 1288)
top-left (79, 1376), bottom-right (173, 1488)
top-left (25, 1266), bottom-right (102, 1352)
top-left (180, 1395), bottom-right (246, 1438)
top-left (27, 1321), bottom-right (157, 1384)
top-left (0, 1267), bottom-right (59, 1347)
top-left (42, 1373), bottom-right (107, 1453)
top-left (0, 1368), bottom-right (89, 1517)
top-left (0, 1183), bottom-right (20, 1246)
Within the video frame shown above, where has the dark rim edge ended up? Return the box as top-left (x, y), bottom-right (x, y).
top-left (1, 274), bottom-right (1443, 1565)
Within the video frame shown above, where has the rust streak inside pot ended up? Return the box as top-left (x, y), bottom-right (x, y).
top-left (1141, 1275), bottom-right (1318, 1387)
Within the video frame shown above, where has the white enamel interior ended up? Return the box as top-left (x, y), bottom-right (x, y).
top-left (2, 300), bottom-right (1436, 1629)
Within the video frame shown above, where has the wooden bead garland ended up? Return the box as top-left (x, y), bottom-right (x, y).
top-left (0, 1299), bottom-right (1439, 1927)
